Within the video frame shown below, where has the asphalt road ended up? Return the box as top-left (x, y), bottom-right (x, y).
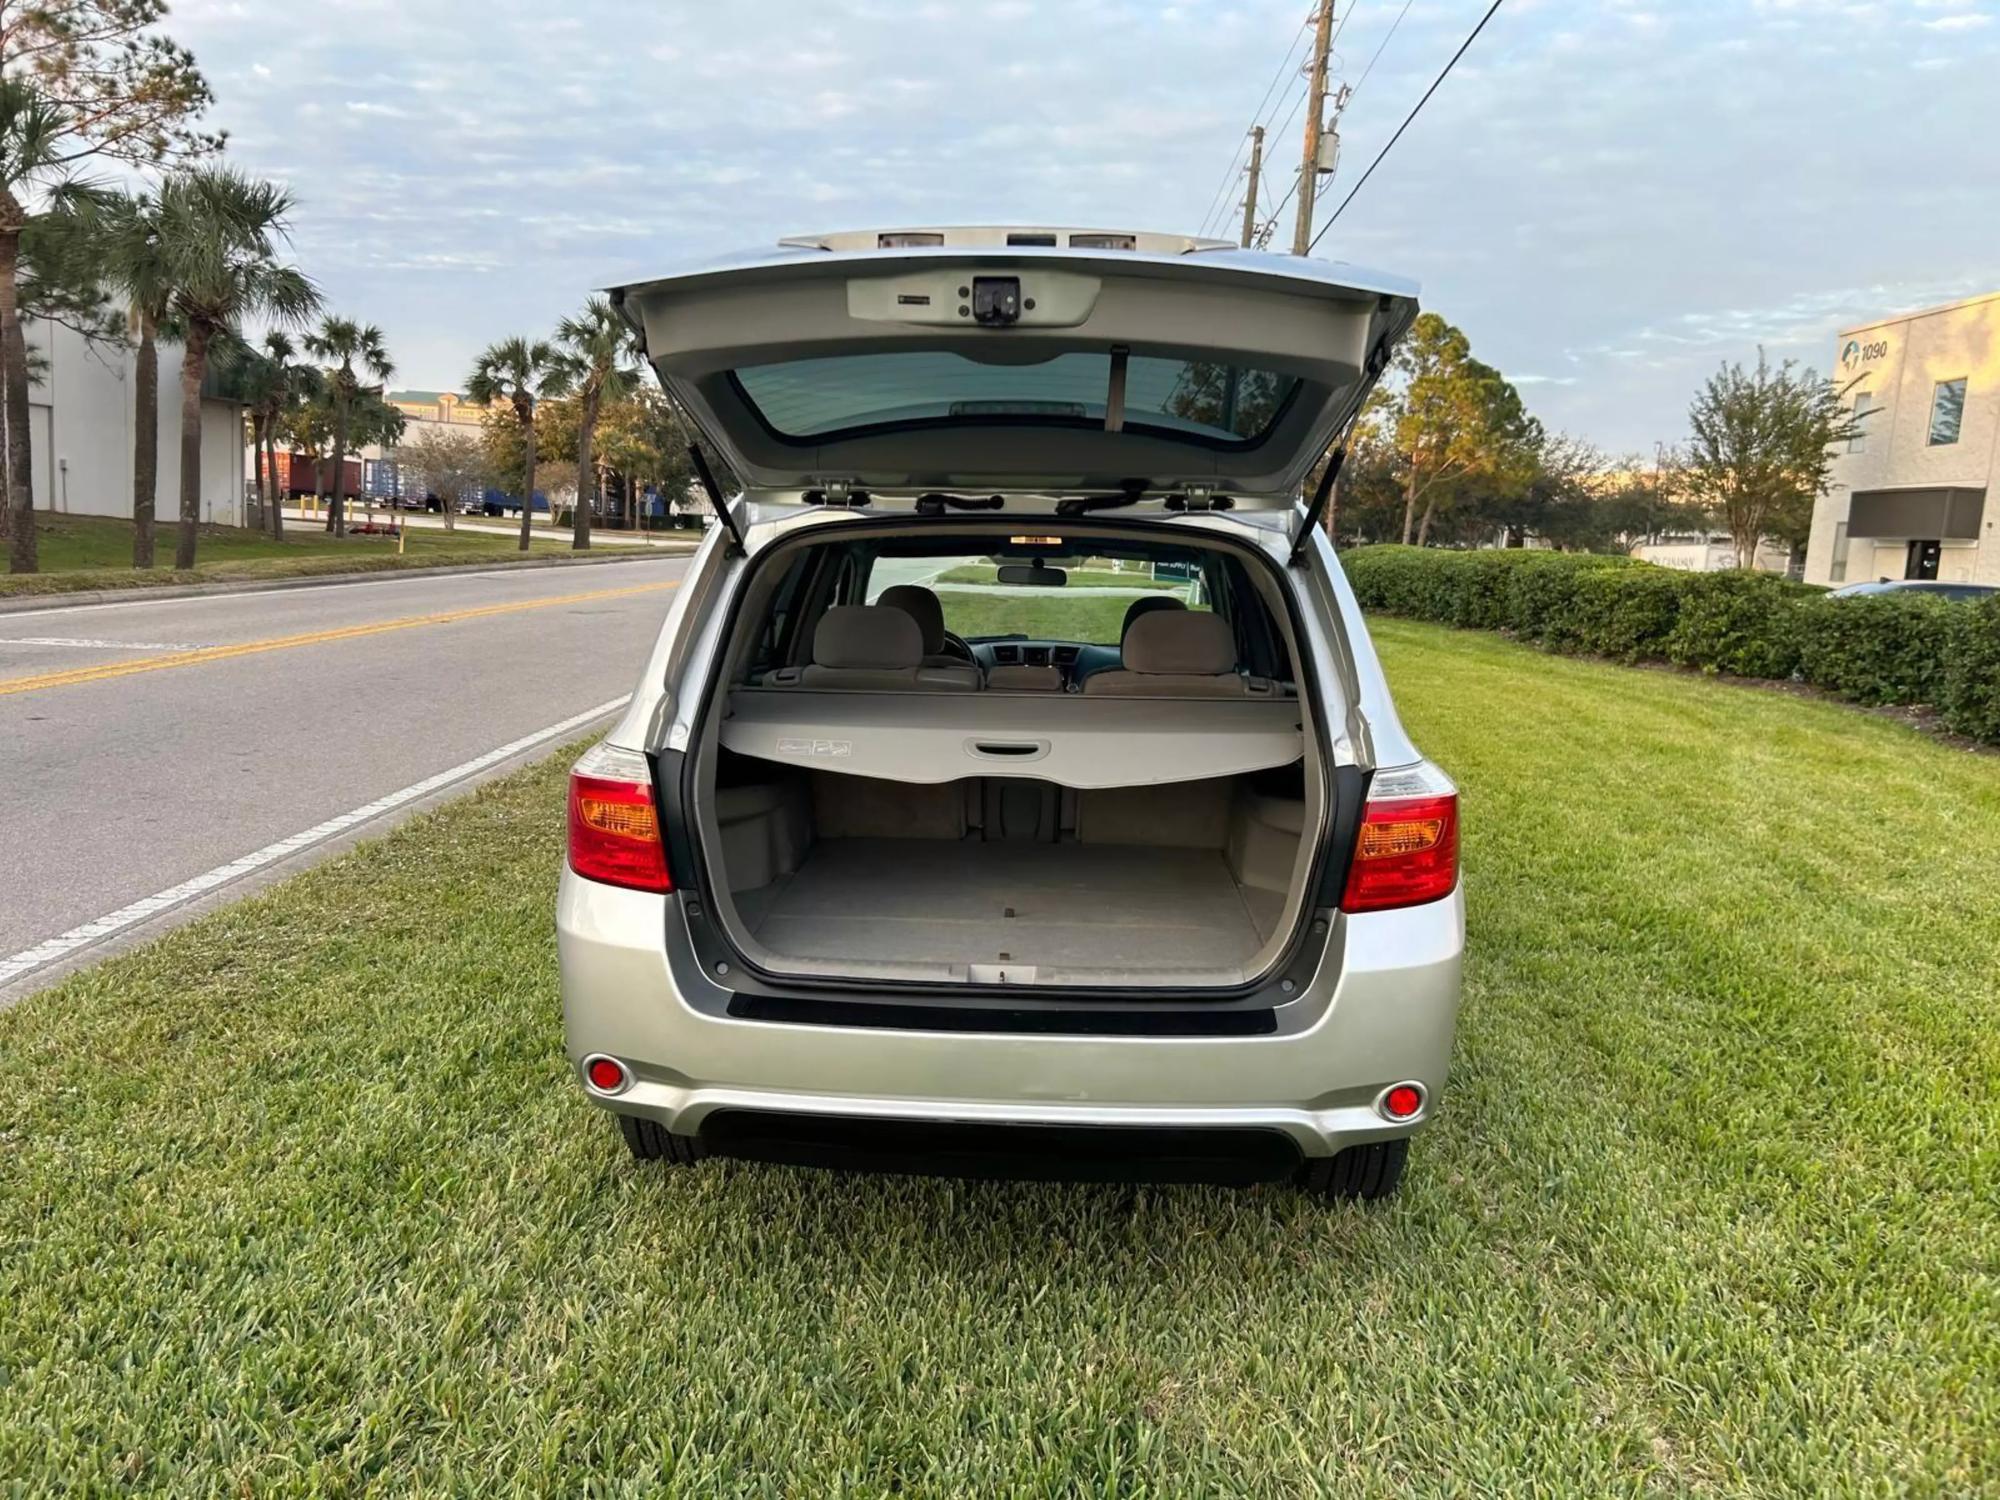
top-left (1, 555), bottom-right (691, 997)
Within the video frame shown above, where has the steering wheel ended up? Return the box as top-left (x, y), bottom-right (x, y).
top-left (940, 630), bottom-right (977, 663)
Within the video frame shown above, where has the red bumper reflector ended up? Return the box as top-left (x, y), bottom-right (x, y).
top-left (586, 1057), bottom-right (628, 1092)
top-left (1383, 1084), bottom-right (1423, 1120)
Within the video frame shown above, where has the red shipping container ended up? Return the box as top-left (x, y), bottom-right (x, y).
top-left (272, 451), bottom-right (362, 498)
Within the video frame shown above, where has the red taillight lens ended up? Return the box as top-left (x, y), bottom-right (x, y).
top-left (1382, 1084), bottom-right (1424, 1120)
top-left (567, 746), bottom-right (671, 893)
top-left (1341, 789), bottom-right (1459, 914)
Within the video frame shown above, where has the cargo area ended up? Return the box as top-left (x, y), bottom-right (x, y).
top-left (702, 756), bottom-right (1315, 987)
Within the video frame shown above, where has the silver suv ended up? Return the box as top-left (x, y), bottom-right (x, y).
top-left (559, 227), bottom-right (1461, 1200)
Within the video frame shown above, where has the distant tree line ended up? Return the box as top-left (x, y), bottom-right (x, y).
top-left (1318, 312), bottom-right (1862, 571)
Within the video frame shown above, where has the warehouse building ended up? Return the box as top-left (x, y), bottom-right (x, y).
top-left (23, 316), bottom-right (247, 527)
top-left (1805, 291), bottom-right (1999, 587)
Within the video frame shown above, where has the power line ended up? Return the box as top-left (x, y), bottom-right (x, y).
top-left (1196, 141), bottom-right (1253, 241)
top-left (1350, 0), bottom-right (1416, 99)
top-left (1308, 0), bottom-right (1507, 253)
top-left (1250, 13), bottom-right (1317, 132)
top-left (1195, 13), bottom-right (1314, 237)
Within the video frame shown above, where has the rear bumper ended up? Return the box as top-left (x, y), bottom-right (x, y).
top-left (557, 872), bottom-right (1463, 1159)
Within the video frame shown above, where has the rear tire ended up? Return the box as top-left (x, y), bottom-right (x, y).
top-left (615, 1114), bottom-right (707, 1166)
top-left (1297, 1137), bottom-right (1409, 1202)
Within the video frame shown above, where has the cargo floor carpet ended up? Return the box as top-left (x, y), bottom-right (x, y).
top-left (732, 838), bottom-right (1276, 975)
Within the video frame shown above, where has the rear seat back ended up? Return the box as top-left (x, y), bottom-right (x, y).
top-left (1081, 610), bottom-right (1271, 697)
top-left (786, 605), bottom-right (982, 692)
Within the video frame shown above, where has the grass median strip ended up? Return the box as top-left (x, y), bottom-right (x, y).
top-left (0, 617), bottom-right (1994, 1493)
top-left (0, 580), bottom-right (677, 697)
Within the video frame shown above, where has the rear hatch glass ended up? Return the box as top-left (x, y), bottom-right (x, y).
top-left (736, 351), bottom-right (1298, 446)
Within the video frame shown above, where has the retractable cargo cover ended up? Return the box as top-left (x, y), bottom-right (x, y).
top-left (719, 689), bottom-right (1307, 788)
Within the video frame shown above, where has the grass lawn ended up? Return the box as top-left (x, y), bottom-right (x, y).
top-left (1, 619), bottom-right (1995, 1493)
top-left (0, 512), bottom-right (584, 598)
top-left (934, 562), bottom-right (1182, 590)
top-left (940, 591), bottom-right (1137, 644)
top-left (939, 590), bottom-right (1205, 644)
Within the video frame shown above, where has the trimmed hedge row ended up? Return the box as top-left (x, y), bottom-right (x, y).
top-left (1342, 546), bottom-right (2000, 744)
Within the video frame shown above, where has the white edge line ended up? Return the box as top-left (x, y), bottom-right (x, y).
top-left (0, 694), bottom-right (632, 990)
top-left (0, 636), bottom-right (205, 651)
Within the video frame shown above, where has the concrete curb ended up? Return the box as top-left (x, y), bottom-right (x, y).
top-left (0, 546), bottom-right (697, 616)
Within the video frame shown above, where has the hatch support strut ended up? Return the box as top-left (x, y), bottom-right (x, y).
top-left (688, 443), bottom-right (749, 557)
top-left (1285, 317), bottom-right (1406, 568)
top-left (1286, 445), bottom-right (1345, 568)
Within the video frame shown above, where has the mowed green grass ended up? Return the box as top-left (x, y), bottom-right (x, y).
top-left (939, 591), bottom-right (1205, 644)
top-left (934, 563), bottom-right (1182, 590)
top-left (2, 618), bottom-right (1995, 1494)
top-left (0, 512), bottom-right (579, 597)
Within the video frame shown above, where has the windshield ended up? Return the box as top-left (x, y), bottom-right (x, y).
top-left (736, 351), bottom-right (1298, 446)
top-left (864, 553), bottom-right (1210, 644)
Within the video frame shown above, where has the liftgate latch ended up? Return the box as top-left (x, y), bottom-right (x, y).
top-left (803, 478), bottom-right (871, 507)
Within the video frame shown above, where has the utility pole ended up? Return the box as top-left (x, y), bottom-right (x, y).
top-left (1239, 125), bottom-right (1266, 247)
top-left (1293, 1), bottom-right (1335, 255)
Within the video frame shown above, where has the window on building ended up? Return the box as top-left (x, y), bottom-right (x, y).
top-left (1848, 391), bottom-right (1874, 453)
top-left (1928, 378), bottom-right (1968, 446)
top-left (1829, 521), bottom-right (1850, 583)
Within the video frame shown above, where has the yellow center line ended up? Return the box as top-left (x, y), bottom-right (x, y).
top-left (0, 580), bottom-right (680, 698)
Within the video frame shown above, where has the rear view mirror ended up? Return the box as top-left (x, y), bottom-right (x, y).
top-left (997, 562), bottom-right (1068, 587)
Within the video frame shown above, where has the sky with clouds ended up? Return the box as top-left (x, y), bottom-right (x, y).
top-left (168, 0), bottom-right (2000, 453)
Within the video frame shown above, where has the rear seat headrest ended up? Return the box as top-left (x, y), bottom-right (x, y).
top-left (877, 584), bottom-right (947, 656)
top-left (813, 605), bottom-right (923, 670)
top-left (1121, 593), bottom-right (1187, 640)
top-left (1121, 609), bottom-right (1237, 675)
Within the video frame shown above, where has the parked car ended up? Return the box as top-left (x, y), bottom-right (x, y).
top-left (480, 490), bottom-right (551, 516)
top-left (559, 226), bottom-right (1460, 1201)
top-left (1827, 579), bottom-right (1997, 602)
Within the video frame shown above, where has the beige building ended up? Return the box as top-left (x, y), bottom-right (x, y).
top-left (386, 389), bottom-right (485, 433)
top-left (1805, 291), bottom-right (2000, 587)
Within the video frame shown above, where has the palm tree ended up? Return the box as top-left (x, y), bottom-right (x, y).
top-left (0, 78), bottom-right (72, 573)
top-left (552, 296), bottom-right (640, 551)
top-left (467, 336), bottom-right (569, 552)
top-left (96, 189), bottom-right (178, 566)
top-left (305, 316), bottom-right (392, 537)
top-left (239, 330), bottom-right (310, 539)
top-left (154, 167), bottom-right (318, 568)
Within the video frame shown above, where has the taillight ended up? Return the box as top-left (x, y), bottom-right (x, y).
top-left (567, 742), bottom-right (672, 893)
top-left (1341, 762), bottom-right (1459, 914)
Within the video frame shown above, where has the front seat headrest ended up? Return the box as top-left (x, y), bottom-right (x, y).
top-left (877, 584), bottom-right (947, 656)
top-left (1121, 610), bottom-right (1237, 676)
top-left (813, 605), bottom-right (923, 670)
top-left (1121, 593), bottom-right (1187, 640)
